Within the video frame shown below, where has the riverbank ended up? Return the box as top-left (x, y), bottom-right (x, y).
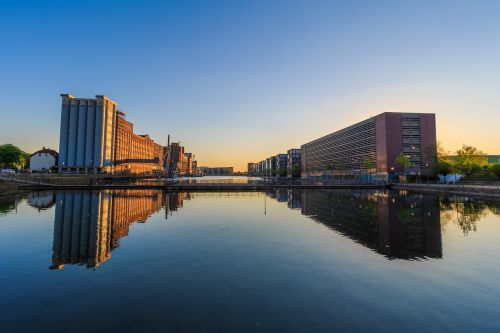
top-left (393, 183), bottom-right (500, 199)
top-left (0, 179), bottom-right (30, 198)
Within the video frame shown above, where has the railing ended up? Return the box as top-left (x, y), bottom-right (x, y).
top-left (1, 173), bottom-right (390, 188)
top-left (140, 176), bottom-right (390, 187)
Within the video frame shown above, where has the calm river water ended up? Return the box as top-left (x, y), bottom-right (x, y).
top-left (1, 189), bottom-right (500, 332)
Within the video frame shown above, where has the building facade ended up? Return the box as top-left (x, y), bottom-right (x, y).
top-left (166, 143), bottom-right (197, 176)
top-left (58, 94), bottom-right (164, 174)
top-left (301, 112), bottom-right (436, 178)
top-left (287, 149), bottom-right (301, 178)
top-left (276, 154), bottom-right (288, 177)
top-left (29, 148), bottom-right (58, 171)
top-left (58, 94), bottom-right (117, 173)
top-left (247, 163), bottom-right (256, 175)
top-left (114, 112), bottom-right (164, 174)
top-left (200, 167), bottom-right (234, 176)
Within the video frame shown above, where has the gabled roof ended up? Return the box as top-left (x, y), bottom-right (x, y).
top-left (30, 148), bottom-right (58, 158)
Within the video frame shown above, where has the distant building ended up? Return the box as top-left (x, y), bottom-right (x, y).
top-left (256, 161), bottom-right (261, 174)
top-left (200, 167), bottom-right (234, 175)
top-left (267, 156), bottom-right (277, 177)
top-left (276, 154), bottom-right (288, 177)
top-left (264, 157), bottom-right (277, 177)
top-left (252, 153), bottom-right (297, 177)
top-left (167, 142), bottom-right (183, 176)
top-left (488, 155), bottom-right (500, 164)
top-left (301, 112), bottom-right (437, 178)
top-left (29, 147), bottom-right (58, 171)
top-left (287, 149), bottom-right (301, 178)
top-left (57, 94), bottom-right (164, 174)
top-left (185, 153), bottom-right (194, 175)
top-left (192, 160), bottom-right (198, 175)
top-left (166, 143), bottom-right (197, 176)
top-left (247, 162), bottom-right (256, 174)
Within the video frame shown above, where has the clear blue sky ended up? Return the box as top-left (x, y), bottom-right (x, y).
top-left (1, 0), bottom-right (499, 170)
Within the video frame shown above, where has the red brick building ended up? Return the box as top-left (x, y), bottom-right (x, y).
top-left (114, 111), bottom-right (164, 174)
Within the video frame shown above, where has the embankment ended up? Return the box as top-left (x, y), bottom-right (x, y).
top-left (393, 183), bottom-right (500, 199)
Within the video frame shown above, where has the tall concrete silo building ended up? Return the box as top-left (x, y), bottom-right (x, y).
top-left (58, 94), bottom-right (117, 173)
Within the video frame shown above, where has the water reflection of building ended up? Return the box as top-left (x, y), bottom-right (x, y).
top-left (165, 192), bottom-right (190, 218)
top-left (287, 189), bottom-right (302, 209)
top-left (51, 190), bottom-right (184, 269)
top-left (271, 188), bottom-right (303, 209)
top-left (27, 192), bottom-right (55, 211)
top-left (270, 189), bottom-right (442, 260)
top-left (304, 190), bottom-right (442, 259)
top-left (48, 188), bottom-right (446, 268)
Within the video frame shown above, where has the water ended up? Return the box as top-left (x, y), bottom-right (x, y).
top-left (1, 189), bottom-right (500, 332)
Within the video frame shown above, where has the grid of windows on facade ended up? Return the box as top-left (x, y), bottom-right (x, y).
top-left (113, 113), bottom-right (163, 174)
top-left (302, 119), bottom-right (376, 174)
top-left (287, 149), bottom-right (301, 177)
top-left (287, 149), bottom-right (301, 167)
top-left (402, 115), bottom-right (422, 169)
top-left (300, 112), bottom-right (436, 177)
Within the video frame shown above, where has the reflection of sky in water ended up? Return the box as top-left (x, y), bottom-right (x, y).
top-left (0, 190), bottom-right (500, 332)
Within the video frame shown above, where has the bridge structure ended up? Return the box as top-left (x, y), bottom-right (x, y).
top-left (2, 173), bottom-right (391, 191)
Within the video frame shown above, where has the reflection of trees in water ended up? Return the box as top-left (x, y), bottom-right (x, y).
top-left (0, 199), bottom-right (15, 215)
top-left (439, 196), bottom-right (497, 235)
top-left (487, 201), bottom-right (500, 216)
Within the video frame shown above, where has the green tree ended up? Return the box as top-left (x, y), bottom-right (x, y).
top-left (276, 167), bottom-right (287, 177)
top-left (394, 153), bottom-right (413, 176)
top-left (487, 164), bottom-right (500, 180)
top-left (435, 141), bottom-right (449, 159)
top-left (453, 144), bottom-right (488, 177)
top-left (362, 157), bottom-right (376, 180)
top-left (433, 159), bottom-right (452, 176)
top-left (0, 144), bottom-right (27, 169)
top-left (362, 157), bottom-right (376, 170)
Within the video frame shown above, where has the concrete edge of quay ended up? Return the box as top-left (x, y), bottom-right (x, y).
top-left (393, 183), bottom-right (500, 200)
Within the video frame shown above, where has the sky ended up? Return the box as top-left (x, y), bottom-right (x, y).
top-left (0, 0), bottom-right (499, 171)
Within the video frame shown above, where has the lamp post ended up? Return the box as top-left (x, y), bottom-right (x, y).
top-left (425, 162), bottom-right (429, 184)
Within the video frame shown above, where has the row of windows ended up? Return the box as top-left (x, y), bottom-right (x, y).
top-left (401, 116), bottom-right (422, 166)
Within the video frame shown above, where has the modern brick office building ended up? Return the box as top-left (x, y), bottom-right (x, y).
top-left (301, 112), bottom-right (436, 178)
top-left (58, 94), bottom-right (164, 174)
